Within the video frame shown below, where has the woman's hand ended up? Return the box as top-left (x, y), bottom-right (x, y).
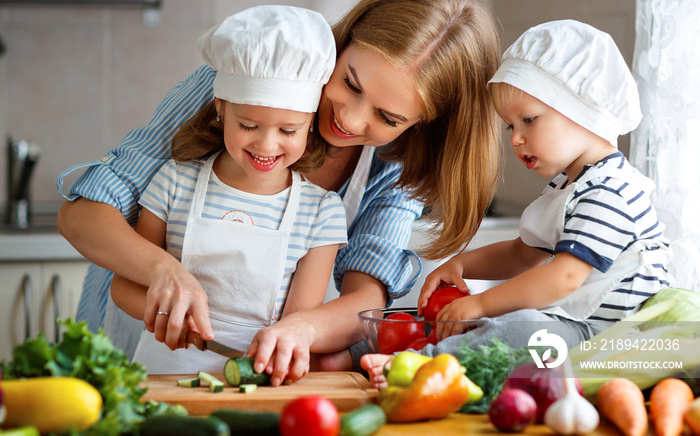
top-left (143, 260), bottom-right (215, 350)
top-left (246, 314), bottom-right (316, 386)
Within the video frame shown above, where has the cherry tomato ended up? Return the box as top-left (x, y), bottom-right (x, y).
top-left (423, 286), bottom-right (469, 322)
top-left (279, 396), bottom-right (340, 436)
top-left (377, 312), bottom-right (426, 354)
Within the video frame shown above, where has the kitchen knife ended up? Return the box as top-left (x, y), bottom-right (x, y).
top-left (186, 331), bottom-right (245, 359)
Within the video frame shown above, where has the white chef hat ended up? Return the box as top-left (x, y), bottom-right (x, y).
top-left (198, 5), bottom-right (336, 113)
top-left (488, 20), bottom-right (642, 146)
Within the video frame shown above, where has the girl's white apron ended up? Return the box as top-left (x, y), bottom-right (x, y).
top-left (110, 146), bottom-right (375, 366)
top-left (132, 154), bottom-right (300, 373)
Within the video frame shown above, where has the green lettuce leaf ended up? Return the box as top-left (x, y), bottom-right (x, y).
top-left (0, 318), bottom-right (186, 435)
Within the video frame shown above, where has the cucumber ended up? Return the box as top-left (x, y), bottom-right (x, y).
top-left (197, 371), bottom-right (225, 393)
top-left (239, 384), bottom-right (257, 393)
top-left (210, 409), bottom-right (280, 436)
top-left (138, 415), bottom-right (230, 436)
top-left (177, 377), bottom-right (201, 387)
top-left (340, 403), bottom-right (386, 436)
top-left (223, 357), bottom-right (271, 387)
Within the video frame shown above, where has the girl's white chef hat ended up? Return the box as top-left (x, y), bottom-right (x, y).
top-left (489, 19), bottom-right (642, 146)
top-left (198, 5), bottom-right (336, 113)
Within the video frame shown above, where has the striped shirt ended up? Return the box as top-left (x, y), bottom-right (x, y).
top-left (57, 64), bottom-right (424, 336)
top-left (533, 152), bottom-right (671, 328)
top-left (140, 158), bottom-right (347, 319)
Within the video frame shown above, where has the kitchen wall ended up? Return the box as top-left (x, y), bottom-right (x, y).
top-left (490, 0), bottom-right (636, 216)
top-left (0, 0), bottom-right (635, 216)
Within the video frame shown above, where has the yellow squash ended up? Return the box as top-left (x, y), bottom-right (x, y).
top-left (1, 377), bottom-right (102, 433)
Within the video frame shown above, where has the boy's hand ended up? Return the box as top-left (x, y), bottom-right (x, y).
top-left (417, 257), bottom-right (469, 317)
top-left (434, 295), bottom-right (484, 340)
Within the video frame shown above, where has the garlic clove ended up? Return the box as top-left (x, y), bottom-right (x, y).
top-left (544, 378), bottom-right (600, 435)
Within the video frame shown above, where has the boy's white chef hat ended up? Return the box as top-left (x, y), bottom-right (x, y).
top-left (199, 5), bottom-right (335, 113)
top-left (489, 19), bottom-right (641, 146)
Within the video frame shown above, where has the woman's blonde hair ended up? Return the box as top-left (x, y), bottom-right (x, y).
top-left (170, 101), bottom-right (327, 173)
top-left (332, 0), bottom-right (502, 259)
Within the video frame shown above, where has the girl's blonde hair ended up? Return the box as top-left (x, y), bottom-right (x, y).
top-left (332, 0), bottom-right (502, 259)
top-left (171, 101), bottom-right (327, 174)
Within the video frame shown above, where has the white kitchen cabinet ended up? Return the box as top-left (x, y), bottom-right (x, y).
top-left (0, 260), bottom-right (90, 361)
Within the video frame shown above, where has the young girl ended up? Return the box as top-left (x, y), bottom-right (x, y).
top-left (363, 19), bottom-right (672, 387)
top-left (110, 6), bottom-right (346, 374)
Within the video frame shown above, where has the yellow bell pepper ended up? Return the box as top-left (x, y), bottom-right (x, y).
top-left (379, 353), bottom-right (471, 422)
top-left (385, 351), bottom-right (433, 387)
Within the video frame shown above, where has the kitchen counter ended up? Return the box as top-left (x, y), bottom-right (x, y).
top-left (0, 215), bottom-right (520, 264)
top-left (0, 213), bottom-right (83, 261)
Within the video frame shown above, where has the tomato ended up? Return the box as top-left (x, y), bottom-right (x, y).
top-left (423, 286), bottom-right (469, 322)
top-left (279, 395), bottom-right (340, 436)
top-left (377, 312), bottom-right (426, 354)
top-left (406, 328), bottom-right (438, 351)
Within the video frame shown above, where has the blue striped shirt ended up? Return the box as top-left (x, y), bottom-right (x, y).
top-left (57, 64), bottom-right (424, 334)
top-left (538, 152), bottom-right (671, 327)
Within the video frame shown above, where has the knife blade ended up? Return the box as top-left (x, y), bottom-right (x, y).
top-left (186, 331), bottom-right (245, 359)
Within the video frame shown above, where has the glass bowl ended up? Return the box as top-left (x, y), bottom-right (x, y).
top-left (358, 307), bottom-right (477, 354)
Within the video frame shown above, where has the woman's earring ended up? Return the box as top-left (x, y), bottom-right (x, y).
top-left (216, 113), bottom-right (221, 122)
top-left (310, 123), bottom-right (314, 133)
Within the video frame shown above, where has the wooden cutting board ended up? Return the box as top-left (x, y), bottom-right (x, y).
top-left (141, 371), bottom-right (378, 415)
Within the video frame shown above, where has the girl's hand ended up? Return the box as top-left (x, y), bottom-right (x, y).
top-left (417, 257), bottom-right (469, 317)
top-left (143, 261), bottom-right (214, 350)
top-left (246, 315), bottom-right (314, 386)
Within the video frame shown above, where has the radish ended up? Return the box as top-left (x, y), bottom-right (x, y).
top-left (488, 388), bottom-right (537, 432)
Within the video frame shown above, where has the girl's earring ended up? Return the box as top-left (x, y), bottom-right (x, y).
top-left (216, 113), bottom-right (221, 122)
top-left (310, 123), bottom-right (314, 133)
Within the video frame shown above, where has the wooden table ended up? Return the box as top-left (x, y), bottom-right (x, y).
top-left (374, 414), bottom-right (626, 435)
top-left (142, 372), bottom-right (629, 435)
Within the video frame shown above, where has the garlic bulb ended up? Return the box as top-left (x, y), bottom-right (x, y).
top-left (544, 363), bottom-right (599, 434)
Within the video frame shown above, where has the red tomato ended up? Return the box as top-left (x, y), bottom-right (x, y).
top-left (279, 396), bottom-right (340, 436)
top-left (423, 286), bottom-right (469, 322)
top-left (406, 328), bottom-right (438, 350)
top-left (377, 312), bottom-right (426, 354)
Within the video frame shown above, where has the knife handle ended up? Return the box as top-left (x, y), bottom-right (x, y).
top-left (186, 330), bottom-right (206, 351)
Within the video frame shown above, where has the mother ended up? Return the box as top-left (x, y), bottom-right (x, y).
top-left (57, 0), bottom-right (501, 385)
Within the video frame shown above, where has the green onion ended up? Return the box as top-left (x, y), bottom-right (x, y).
top-left (570, 288), bottom-right (700, 398)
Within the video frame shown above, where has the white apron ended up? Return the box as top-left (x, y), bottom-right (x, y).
top-left (519, 166), bottom-right (669, 321)
top-left (133, 154), bottom-right (300, 373)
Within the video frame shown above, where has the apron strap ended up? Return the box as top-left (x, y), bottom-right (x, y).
top-left (343, 146), bottom-right (374, 225)
top-left (189, 154), bottom-right (216, 221)
top-left (278, 171), bottom-right (301, 232)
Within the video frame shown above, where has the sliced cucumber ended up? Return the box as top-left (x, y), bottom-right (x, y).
top-left (239, 384), bottom-right (257, 393)
top-left (197, 371), bottom-right (225, 393)
top-left (177, 377), bottom-right (201, 388)
top-left (210, 409), bottom-right (280, 436)
top-left (223, 357), bottom-right (271, 387)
